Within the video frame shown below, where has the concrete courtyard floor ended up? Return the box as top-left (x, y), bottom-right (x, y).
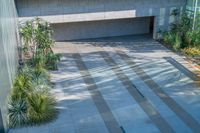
top-left (9, 34), bottom-right (200, 133)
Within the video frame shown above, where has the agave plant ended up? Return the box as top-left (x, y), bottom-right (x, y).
top-left (8, 99), bottom-right (28, 128)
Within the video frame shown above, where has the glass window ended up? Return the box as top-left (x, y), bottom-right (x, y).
top-left (186, 0), bottom-right (196, 11)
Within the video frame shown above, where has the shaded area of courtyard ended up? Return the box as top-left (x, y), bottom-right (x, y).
top-left (10, 34), bottom-right (200, 133)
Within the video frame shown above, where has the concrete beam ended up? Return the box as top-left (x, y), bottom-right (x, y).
top-left (19, 10), bottom-right (136, 24)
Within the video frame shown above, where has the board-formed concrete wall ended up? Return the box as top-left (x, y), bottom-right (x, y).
top-left (0, 0), bottom-right (19, 132)
top-left (15, 0), bottom-right (186, 40)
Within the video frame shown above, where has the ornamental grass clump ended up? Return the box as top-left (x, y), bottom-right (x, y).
top-left (27, 91), bottom-right (57, 124)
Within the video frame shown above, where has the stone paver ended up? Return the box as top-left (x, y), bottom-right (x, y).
top-left (98, 51), bottom-right (175, 133)
top-left (72, 53), bottom-right (123, 133)
top-left (9, 35), bottom-right (200, 133)
top-left (115, 51), bottom-right (200, 133)
top-left (77, 45), bottom-right (160, 133)
top-left (102, 46), bottom-right (192, 133)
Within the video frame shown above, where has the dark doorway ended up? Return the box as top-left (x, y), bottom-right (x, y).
top-left (149, 16), bottom-right (155, 34)
top-left (0, 110), bottom-right (5, 133)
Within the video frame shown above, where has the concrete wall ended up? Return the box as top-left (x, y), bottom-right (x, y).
top-left (16, 0), bottom-right (186, 17)
top-left (0, 0), bottom-right (19, 132)
top-left (52, 17), bottom-right (150, 41)
top-left (15, 0), bottom-right (186, 40)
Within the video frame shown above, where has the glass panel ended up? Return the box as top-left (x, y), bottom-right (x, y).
top-left (186, 0), bottom-right (196, 11)
top-left (198, 0), bottom-right (200, 11)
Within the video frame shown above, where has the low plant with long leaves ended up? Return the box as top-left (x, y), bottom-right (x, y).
top-left (27, 91), bottom-right (57, 124)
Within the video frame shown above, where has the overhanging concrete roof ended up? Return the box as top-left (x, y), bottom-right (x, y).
top-left (19, 10), bottom-right (136, 23)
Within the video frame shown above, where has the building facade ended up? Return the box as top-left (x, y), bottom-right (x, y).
top-left (16, 0), bottom-right (186, 41)
top-left (0, 0), bottom-right (19, 132)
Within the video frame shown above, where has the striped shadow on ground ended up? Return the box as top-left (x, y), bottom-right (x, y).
top-left (163, 57), bottom-right (200, 81)
top-left (117, 51), bottom-right (200, 133)
top-left (98, 51), bottom-right (175, 133)
top-left (72, 53), bottom-right (124, 133)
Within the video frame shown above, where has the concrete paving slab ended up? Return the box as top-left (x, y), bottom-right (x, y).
top-left (115, 51), bottom-right (200, 133)
top-left (77, 46), bottom-right (162, 133)
top-left (102, 46), bottom-right (192, 133)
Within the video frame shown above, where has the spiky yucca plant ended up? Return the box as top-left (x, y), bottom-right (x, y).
top-left (8, 99), bottom-right (28, 128)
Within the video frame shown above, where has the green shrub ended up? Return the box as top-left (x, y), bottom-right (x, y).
top-left (173, 33), bottom-right (182, 51)
top-left (163, 32), bottom-right (176, 45)
top-left (185, 31), bottom-right (200, 47)
top-left (32, 52), bottom-right (46, 68)
top-left (185, 31), bottom-right (194, 46)
top-left (164, 10), bottom-right (200, 54)
top-left (170, 12), bottom-right (192, 35)
top-left (8, 99), bottom-right (28, 128)
top-left (27, 91), bottom-right (57, 124)
top-left (11, 68), bottom-right (33, 101)
top-left (32, 66), bottom-right (50, 85)
top-left (45, 52), bottom-right (60, 70)
top-left (163, 32), bottom-right (171, 44)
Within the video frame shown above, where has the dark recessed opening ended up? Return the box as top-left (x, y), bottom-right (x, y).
top-left (0, 110), bottom-right (5, 133)
top-left (149, 16), bottom-right (155, 35)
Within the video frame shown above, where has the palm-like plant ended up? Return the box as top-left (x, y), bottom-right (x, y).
top-left (20, 18), bottom-right (59, 70)
top-left (20, 20), bottom-right (34, 57)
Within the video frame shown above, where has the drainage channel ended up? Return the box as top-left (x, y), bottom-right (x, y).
top-left (133, 84), bottom-right (144, 98)
top-left (164, 57), bottom-right (200, 81)
top-left (118, 51), bottom-right (200, 133)
top-left (99, 51), bottom-right (175, 133)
